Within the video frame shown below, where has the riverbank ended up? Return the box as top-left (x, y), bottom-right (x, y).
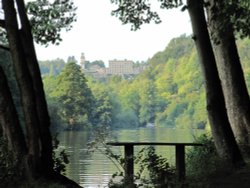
top-left (14, 178), bottom-right (82, 188)
top-left (2, 172), bottom-right (82, 188)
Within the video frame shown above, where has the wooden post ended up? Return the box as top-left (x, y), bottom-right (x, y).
top-left (175, 144), bottom-right (185, 181)
top-left (124, 144), bottom-right (134, 185)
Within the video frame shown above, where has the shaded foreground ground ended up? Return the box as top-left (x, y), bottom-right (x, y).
top-left (208, 165), bottom-right (250, 188)
top-left (15, 161), bottom-right (250, 187)
top-left (189, 160), bottom-right (250, 188)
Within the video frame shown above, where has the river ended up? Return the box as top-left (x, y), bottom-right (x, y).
top-left (58, 127), bottom-right (204, 187)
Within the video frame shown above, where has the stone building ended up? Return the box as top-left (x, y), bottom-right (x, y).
top-left (106, 59), bottom-right (136, 75)
top-left (80, 53), bottom-right (147, 79)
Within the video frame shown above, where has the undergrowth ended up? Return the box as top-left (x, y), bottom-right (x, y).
top-left (52, 133), bottom-right (70, 175)
top-left (106, 146), bottom-right (176, 188)
top-left (186, 134), bottom-right (233, 187)
top-left (88, 130), bottom-right (176, 188)
top-left (0, 133), bottom-right (69, 187)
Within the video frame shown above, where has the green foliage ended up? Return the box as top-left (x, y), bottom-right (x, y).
top-left (88, 78), bottom-right (140, 129)
top-left (52, 134), bottom-right (69, 175)
top-left (114, 110), bottom-right (139, 128)
top-left (149, 34), bottom-right (194, 67)
top-left (186, 134), bottom-right (232, 186)
top-left (90, 142), bottom-right (176, 187)
top-left (85, 60), bottom-right (105, 69)
top-left (53, 62), bottom-right (94, 124)
top-left (85, 35), bottom-right (207, 129)
top-left (218, 0), bottom-right (250, 39)
top-left (111, 0), bottom-right (184, 30)
top-left (42, 35), bottom-right (250, 130)
top-left (138, 79), bottom-right (158, 125)
top-left (135, 146), bottom-right (176, 187)
top-left (111, 0), bottom-right (161, 31)
top-left (27, 0), bottom-right (77, 46)
top-left (91, 90), bottom-right (113, 127)
top-left (44, 62), bottom-right (94, 129)
top-left (88, 129), bottom-right (176, 187)
top-left (39, 58), bottom-right (66, 76)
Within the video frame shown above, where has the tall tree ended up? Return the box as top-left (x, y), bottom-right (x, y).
top-left (3, 0), bottom-right (44, 176)
top-left (186, 0), bottom-right (244, 165)
top-left (51, 62), bottom-right (94, 126)
top-left (91, 90), bottom-right (113, 127)
top-left (1, 0), bottom-right (80, 186)
top-left (206, 0), bottom-right (250, 148)
top-left (16, 0), bottom-right (54, 173)
top-left (138, 79), bottom-right (157, 125)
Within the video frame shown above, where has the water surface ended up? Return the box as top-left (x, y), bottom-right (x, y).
top-left (58, 127), bottom-right (204, 187)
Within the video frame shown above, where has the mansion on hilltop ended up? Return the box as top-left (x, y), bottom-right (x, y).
top-left (80, 53), bottom-right (147, 79)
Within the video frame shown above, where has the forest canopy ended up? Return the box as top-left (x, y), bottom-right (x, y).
top-left (41, 35), bottom-right (250, 131)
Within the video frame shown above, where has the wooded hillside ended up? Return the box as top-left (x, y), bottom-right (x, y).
top-left (40, 35), bottom-right (250, 130)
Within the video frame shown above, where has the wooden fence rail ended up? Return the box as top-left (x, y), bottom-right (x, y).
top-left (106, 142), bottom-right (203, 185)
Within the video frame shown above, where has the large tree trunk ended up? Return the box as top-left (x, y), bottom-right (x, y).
top-left (206, 0), bottom-right (250, 149)
top-left (3, 0), bottom-right (42, 176)
top-left (1, 1), bottom-right (82, 187)
top-left (187, 0), bottom-right (244, 166)
top-left (0, 65), bottom-right (30, 178)
top-left (0, 66), bottom-right (27, 157)
top-left (16, 0), bottom-right (53, 173)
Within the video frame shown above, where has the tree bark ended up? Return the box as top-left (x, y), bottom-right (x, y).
top-left (16, 0), bottom-right (53, 173)
top-left (1, 1), bottom-right (82, 186)
top-left (187, 0), bottom-right (244, 166)
top-left (206, 0), bottom-right (250, 149)
top-left (3, 0), bottom-right (42, 175)
top-left (0, 66), bottom-right (27, 157)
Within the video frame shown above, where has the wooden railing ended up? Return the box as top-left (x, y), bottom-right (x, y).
top-left (106, 142), bottom-right (203, 185)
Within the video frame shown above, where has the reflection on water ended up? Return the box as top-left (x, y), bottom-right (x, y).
top-left (58, 127), bottom-right (204, 187)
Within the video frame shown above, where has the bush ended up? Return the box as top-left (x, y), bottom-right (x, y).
top-left (52, 134), bottom-right (69, 175)
top-left (136, 146), bottom-right (176, 187)
top-left (186, 134), bottom-right (232, 186)
top-left (106, 146), bottom-right (176, 188)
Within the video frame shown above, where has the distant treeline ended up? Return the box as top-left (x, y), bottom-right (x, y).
top-left (40, 35), bottom-right (250, 131)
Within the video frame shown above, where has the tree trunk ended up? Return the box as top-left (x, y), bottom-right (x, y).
top-left (3, 0), bottom-right (42, 176)
top-left (206, 0), bottom-right (250, 149)
top-left (1, 1), bottom-right (82, 187)
top-left (16, 0), bottom-right (53, 173)
top-left (187, 0), bottom-right (244, 166)
top-left (0, 66), bottom-right (27, 157)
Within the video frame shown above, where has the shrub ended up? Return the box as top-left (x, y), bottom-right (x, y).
top-left (186, 134), bottom-right (232, 186)
top-left (52, 134), bottom-right (69, 175)
top-left (105, 146), bottom-right (176, 188)
top-left (136, 146), bottom-right (176, 187)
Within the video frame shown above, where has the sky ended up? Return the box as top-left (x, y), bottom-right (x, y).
top-left (35, 0), bottom-right (192, 66)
